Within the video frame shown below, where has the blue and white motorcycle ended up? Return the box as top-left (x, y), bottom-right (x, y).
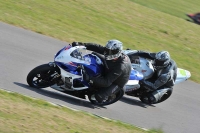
top-left (27, 45), bottom-right (191, 106)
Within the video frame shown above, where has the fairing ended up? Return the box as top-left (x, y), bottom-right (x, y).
top-left (54, 45), bottom-right (103, 77)
top-left (175, 68), bottom-right (191, 84)
top-left (129, 69), bottom-right (143, 80)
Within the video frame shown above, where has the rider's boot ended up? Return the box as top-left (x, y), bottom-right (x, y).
top-left (94, 84), bottom-right (120, 103)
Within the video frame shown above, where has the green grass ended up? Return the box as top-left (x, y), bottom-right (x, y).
top-left (130, 0), bottom-right (200, 19)
top-left (0, 0), bottom-right (200, 83)
top-left (0, 89), bottom-right (163, 133)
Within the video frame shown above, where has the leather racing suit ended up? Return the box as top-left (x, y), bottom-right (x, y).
top-left (79, 43), bottom-right (132, 102)
top-left (127, 50), bottom-right (177, 104)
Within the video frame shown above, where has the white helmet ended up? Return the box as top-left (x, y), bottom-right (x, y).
top-left (155, 51), bottom-right (170, 69)
top-left (104, 39), bottom-right (123, 60)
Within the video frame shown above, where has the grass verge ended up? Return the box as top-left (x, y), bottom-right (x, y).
top-left (0, 89), bottom-right (163, 133)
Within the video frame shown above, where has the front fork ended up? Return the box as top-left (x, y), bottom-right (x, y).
top-left (48, 62), bottom-right (63, 85)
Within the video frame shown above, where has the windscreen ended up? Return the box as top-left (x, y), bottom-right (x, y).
top-left (70, 47), bottom-right (92, 62)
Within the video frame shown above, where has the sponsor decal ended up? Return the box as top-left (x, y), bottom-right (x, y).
top-left (68, 62), bottom-right (77, 67)
top-left (179, 69), bottom-right (186, 76)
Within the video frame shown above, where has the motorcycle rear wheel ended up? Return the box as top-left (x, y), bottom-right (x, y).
top-left (27, 64), bottom-right (60, 88)
top-left (88, 89), bottom-right (124, 106)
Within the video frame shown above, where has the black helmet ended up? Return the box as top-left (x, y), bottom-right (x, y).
top-left (104, 39), bottom-right (123, 60)
top-left (154, 51), bottom-right (170, 69)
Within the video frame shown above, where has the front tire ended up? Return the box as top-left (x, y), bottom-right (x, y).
top-left (27, 64), bottom-right (60, 88)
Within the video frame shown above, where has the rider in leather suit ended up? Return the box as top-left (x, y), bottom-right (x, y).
top-left (127, 50), bottom-right (177, 104)
top-left (72, 40), bottom-right (132, 103)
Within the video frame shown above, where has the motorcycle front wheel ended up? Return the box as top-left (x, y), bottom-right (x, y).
top-left (27, 64), bottom-right (60, 88)
top-left (88, 89), bottom-right (124, 106)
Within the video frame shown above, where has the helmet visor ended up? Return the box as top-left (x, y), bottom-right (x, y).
top-left (104, 48), bottom-right (119, 56)
top-left (104, 48), bottom-right (121, 60)
top-left (155, 59), bottom-right (165, 66)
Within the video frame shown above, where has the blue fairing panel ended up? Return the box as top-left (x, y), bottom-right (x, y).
top-left (129, 70), bottom-right (143, 80)
top-left (82, 54), bottom-right (103, 77)
top-left (55, 61), bottom-right (81, 76)
top-left (55, 54), bottom-right (103, 77)
top-left (55, 45), bottom-right (71, 59)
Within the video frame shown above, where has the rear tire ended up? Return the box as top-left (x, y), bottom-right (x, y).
top-left (139, 89), bottom-right (172, 104)
top-left (27, 64), bottom-right (60, 88)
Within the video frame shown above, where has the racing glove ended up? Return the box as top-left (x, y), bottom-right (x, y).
top-left (72, 42), bottom-right (84, 47)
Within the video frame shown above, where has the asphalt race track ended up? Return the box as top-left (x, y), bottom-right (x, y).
top-left (0, 22), bottom-right (200, 133)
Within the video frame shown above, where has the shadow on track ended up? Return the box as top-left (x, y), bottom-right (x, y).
top-left (14, 82), bottom-right (155, 109)
top-left (13, 82), bottom-right (106, 109)
top-left (120, 96), bottom-right (156, 108)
